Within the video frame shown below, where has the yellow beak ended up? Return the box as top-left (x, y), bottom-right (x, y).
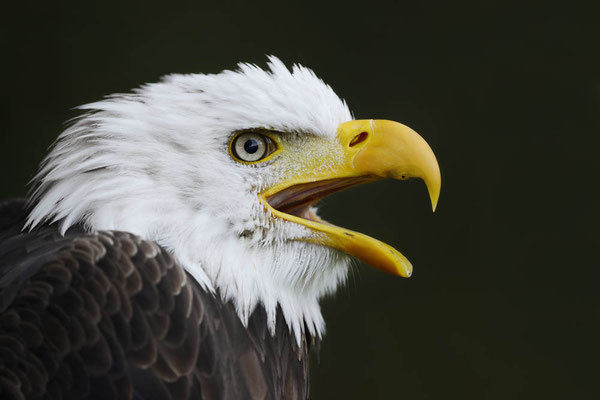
top-left (260, 119), bottom-right (441, 277)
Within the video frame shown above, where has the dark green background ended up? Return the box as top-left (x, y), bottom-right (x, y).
top-left (2, 1), bottom-right (599, 398)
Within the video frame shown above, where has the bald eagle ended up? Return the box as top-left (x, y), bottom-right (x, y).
top-left (0, 57), bottom-right (440, 399)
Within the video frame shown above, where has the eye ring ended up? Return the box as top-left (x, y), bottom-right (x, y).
top-left (229, 131), bottom-right (279, 164)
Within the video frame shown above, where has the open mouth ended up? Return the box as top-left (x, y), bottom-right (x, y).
top-left (265, 177), bottom-right (375, 223)
top-left (260, 175), bottom-right (415, 277)
top-left (257, 119), bottom-right (440, 278)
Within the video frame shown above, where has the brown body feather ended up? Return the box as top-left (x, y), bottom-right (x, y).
top-left (0, 199), bottom-right (314, 400)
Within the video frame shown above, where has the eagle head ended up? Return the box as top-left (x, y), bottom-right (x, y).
top-left (27, 57), bottom-right (440, 342)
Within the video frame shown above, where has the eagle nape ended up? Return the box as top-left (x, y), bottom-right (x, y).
top-left (0, 57), bottom-right (441, 400)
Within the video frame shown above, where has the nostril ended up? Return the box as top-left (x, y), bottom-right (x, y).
top-left (349, 131), bottom-right (368, 147)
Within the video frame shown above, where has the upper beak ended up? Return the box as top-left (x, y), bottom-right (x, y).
top-left (260, 119), bottom-right (441, 277)
top-left (338, 119), bottom-right (440, 211)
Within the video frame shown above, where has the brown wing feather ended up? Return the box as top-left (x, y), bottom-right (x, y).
top-left (0, 199), bottom-right (315, 400)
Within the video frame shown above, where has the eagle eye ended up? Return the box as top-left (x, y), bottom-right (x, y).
top-left (230, 131), bottom-right (278, 163)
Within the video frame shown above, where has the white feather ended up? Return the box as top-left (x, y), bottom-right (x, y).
top-left (26, 56), bottom-right (354, 343)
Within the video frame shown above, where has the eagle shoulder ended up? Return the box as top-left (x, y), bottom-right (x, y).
top-left (0, 199), bottom-right (313, 400)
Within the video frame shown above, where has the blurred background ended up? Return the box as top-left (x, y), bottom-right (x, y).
top-left (2, 1), bottom-right (599, 398)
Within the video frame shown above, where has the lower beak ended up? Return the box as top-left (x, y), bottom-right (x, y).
top-left (260, 119), bottom-right (441, 277)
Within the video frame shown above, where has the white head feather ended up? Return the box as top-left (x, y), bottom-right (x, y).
top-left (27, 56), bottom-right (354, 343)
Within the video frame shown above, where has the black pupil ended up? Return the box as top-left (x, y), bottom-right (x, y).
top-left (244, 138), bottom-right (260, 154)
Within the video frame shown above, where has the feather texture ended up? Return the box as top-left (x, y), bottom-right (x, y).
top-left (0, 200), bottom-right (314, 400)
top-left (24, 57), bottom-right (353, 341)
